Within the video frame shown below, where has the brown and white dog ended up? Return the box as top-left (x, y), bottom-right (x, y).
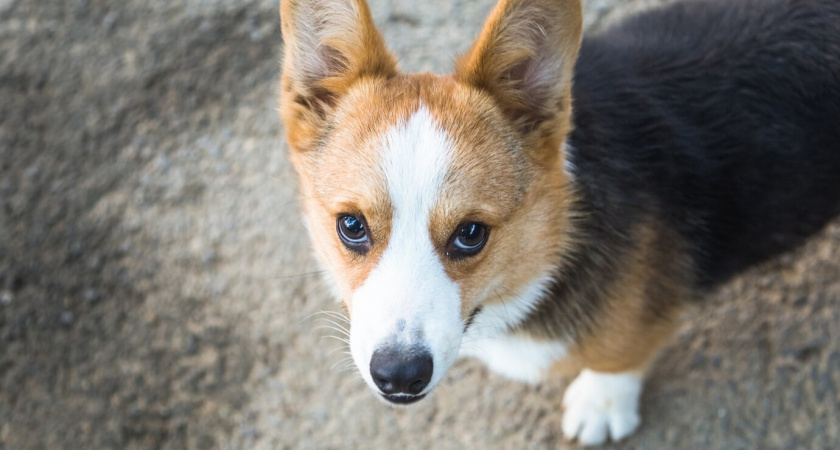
top-left (279, 0), bottom-right (840, 444)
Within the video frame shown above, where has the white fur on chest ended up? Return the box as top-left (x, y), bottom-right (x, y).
top-left (459, 332), bottom-right (567, 383)
top-left (458, 276), bottom-right (568, 383)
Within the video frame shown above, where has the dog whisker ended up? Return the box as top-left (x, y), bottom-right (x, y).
top-left (317, 310), bottom-right (351, 325)
top-left (330, 356), bottom-right (355, 371)
top-left (302, 279), bottom-right (331, 301)
top-left (314, 317), bottom-right (351, 333)
top-left (321, 335), bottom-right (350, 345)
top-left (272, 270), bottom-right (327, 281)
top-left (326, 346), bottom-right (349, 357)
top-left (313, 324), bottom-right (351, 338)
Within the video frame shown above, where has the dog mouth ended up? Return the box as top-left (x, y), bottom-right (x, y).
top-left (381, 393), bottom-right (427, 405)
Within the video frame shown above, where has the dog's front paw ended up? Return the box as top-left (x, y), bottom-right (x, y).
top-left (561, 369), bottom-right (642, 446)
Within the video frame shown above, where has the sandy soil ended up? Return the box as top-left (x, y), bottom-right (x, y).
top-left (1, 0), bottom-right (838, 448)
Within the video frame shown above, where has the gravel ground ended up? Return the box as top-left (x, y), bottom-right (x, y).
top-left (1, 0), bottom-right (838, 448)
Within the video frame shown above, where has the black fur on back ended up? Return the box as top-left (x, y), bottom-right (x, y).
top-left (568, 0), bottom-right (840, 289)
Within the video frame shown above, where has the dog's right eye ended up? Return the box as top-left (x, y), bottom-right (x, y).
top-left (337, 214), bottom-right (370, 253)
top-left (446, 222), bottom-right (489, 260)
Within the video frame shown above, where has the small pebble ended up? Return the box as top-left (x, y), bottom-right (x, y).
top-left (202, 249), bottom-right (216, 264)
top-left (84, 288), bottom-right (99, 303)
top-left (186, 335), bottom-right (199, 355)
top-left (69, 241), bottom-right (83, 258)
top-left (101, 13), bottom-right (116, 31)
top-left (60, 311), bottom-right (74, 326)
top-left (240, 428), bottom-right (259, 439)
top-left (0, 290), bottom-right (12, 305)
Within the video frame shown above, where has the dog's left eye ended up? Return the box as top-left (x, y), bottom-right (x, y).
top-left (337, 214), bottom-right (370, 253)
top-left (447, 222), bottom-right (489, 259)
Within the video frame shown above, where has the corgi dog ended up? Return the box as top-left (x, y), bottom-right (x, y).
top-left (279, 0), bottom-right (840, 444)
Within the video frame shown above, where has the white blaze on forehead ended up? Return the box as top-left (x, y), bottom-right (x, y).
top-left (383, 105), bottom-right (453, 221)
top-left (350, 105), bottom-right (463, 394)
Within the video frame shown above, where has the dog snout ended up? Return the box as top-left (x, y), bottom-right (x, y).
top-left (370, 347), bottom-right (433, 401)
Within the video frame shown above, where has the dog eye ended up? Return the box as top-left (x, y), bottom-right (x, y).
top-left (337, 214), bottom-right (370, 253)
top-left (447, 222), bottom-right (489, 259)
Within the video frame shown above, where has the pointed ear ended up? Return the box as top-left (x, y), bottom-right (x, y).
top-left (454, 0), bottom-right (582, 146)
top-left (280, 0), bottom-right (397, 152)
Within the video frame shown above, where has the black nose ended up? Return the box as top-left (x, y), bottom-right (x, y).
top-left (370, 347), bottom-right (433, 398)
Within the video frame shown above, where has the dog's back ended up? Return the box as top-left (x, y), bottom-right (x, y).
top-left (570, 0), bottom-right (840, 287)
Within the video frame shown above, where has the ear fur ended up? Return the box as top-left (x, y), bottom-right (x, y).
top-left (455, 0), bottom-right (582, 158)
top-left (280, 0), bottom-right (397, 153)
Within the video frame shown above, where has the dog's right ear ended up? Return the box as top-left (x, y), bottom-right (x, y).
top-left (280, 0), bottom-right (397, 153)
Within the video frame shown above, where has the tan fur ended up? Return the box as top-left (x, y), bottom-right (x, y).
top-left (565, 221), bottom-right (687, 373)
top-left (454, 0), bottom-right (582, 168)
top-left (288, 70), bottom-right (580, 317)
top-left (294, 78), bottom-right (416, 296)
top-left (280, 0), bottom-right (397, 155)
top-left (420, 77), bottom-right (579, 319)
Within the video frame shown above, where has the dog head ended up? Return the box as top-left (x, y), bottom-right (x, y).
top-left (280, 0), bottom-right (582, 404)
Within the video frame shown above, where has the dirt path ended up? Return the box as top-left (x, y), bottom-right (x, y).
top-left (1, 0), bottom-right (838, 448)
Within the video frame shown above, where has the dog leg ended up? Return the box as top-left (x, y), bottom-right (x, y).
top-left (558, 303), bottom-right (680, 446)
top-left (561, 368), bottom-right (643, 445)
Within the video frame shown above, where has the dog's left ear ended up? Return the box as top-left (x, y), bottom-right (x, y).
top-left (455, 0), bottom-right (582, 164)
top-left (280, 0), bottom-right (397, 153)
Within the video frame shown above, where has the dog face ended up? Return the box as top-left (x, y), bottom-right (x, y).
top-left (280, 0), bottom-right (582, 404)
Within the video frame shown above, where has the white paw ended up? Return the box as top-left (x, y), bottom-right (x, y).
top-left (561, 369), bottom-right (642, 446)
